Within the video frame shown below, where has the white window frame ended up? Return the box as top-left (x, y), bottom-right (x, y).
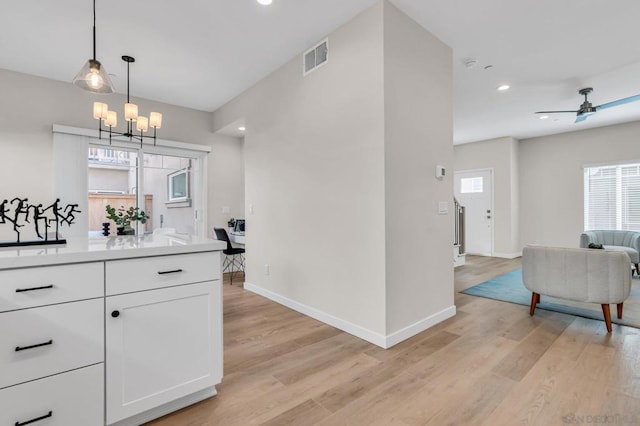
top-left (584, 161), bottom-right (640, 232)
top-left (53, 125), bottom-right (210, 238)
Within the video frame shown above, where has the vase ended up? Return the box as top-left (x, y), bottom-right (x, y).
top-left (116, 227), bottom-right (126, 236)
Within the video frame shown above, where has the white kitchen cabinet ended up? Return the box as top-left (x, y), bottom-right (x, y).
top-left (0, 364), bottom-right (104, 426)
top-left (0, 298), bottom-right (104, 389)
top-left (0, 262), bottom-right (103, 312)
top-left (0, 235), bottom-right (225, 426)
top-left (105, 281), bottom-right (222, 425)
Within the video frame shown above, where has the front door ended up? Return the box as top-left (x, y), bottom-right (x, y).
top-left (454, 169), bottom-right (493, 256)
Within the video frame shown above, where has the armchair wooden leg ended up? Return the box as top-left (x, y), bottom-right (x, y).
top-left (635, 263), bottom-right (640, 276)
top-left (601, 304), bottom-right (613, 333)
top-left (529, 292), bottom-right (540, 316)
top-left (617, 303), bottom-right (624, 319)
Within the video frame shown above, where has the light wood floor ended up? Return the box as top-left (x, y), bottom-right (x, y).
top-left (149, 256), bottom-right (640, 426)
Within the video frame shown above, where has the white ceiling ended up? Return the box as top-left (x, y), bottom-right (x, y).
top-left (2, 0), bottom-right (640, 144)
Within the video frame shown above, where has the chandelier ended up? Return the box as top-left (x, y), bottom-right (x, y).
top-left (92, 56), bottom-right (162, 146)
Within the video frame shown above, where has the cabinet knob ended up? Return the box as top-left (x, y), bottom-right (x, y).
top-left (111, 310), bottom-right (120, 318)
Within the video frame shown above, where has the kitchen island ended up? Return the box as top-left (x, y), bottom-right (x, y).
top-left (0, 234), bottom-right (225, 426)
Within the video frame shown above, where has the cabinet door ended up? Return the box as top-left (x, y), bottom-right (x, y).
top-left (105, 281), bottom-right (222, 425)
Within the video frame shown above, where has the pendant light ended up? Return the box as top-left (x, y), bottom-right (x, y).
top-left (93, 56), bottom-right (162, 146)
top-left (73, 0), bottom-right (114, 93)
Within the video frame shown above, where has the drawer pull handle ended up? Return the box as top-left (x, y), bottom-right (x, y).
top-left (15, 340), bottom-right (53, 352)
top-left (158, 269), bottom-right (183, 275)
top-left (15, 410), bottom-right (52, 426)
top-left (15, 285), bottom-right (54, 293)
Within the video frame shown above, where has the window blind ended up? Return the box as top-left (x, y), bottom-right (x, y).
top-left (584, 163), bottom-right (640, 231)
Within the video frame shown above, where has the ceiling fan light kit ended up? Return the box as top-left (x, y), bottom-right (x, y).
top-left (536, 87), bottom-right (640, 124)
top-left (72, 0), bottom-right (114, 93)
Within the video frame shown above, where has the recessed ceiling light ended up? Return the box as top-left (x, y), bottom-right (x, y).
top-left (238, 127), bottom-right (246, 131)
top-left (257, 0), bottom-right (272, 5)
top-left (497, 85), bottom-right (510, 91)
top-left (539, 115), bottom-right (549, 120)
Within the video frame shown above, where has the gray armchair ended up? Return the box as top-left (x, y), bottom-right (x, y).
top-left (523, 246), bottom-right (632, 332)
top-left (580, 230), bottom-right (640, 275)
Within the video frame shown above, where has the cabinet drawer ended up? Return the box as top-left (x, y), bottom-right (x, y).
top-left (106, 251), bottom-right (220, 296)
top-left (0, 364), bottom-right (103, 426)
top-left (0, 298), bottom-right (104, 389)
top-left (0, 262), bottom-right (103, 313)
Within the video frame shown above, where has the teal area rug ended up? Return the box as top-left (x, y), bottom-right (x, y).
top-left (461, 269), bottom-right (640, 329)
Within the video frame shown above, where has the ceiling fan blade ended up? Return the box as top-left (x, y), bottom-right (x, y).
top-left (575, 115), bottom-right (588, 123)
top-left (535, 110), bottom-right (579, 114)
top-left (597, 94), bottom-right (640, 111)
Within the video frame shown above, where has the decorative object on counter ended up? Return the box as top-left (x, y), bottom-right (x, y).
top-left (93, 55), bottom-right (162, 147)
top-left (0, 197), bottom-right (80, 247)
top-left (105, 204), bottom-right (148, 236)
top-left (72, 0), bottom-right (114, 93)
top-left (102, 222), bottom-right (111, 236)
top-left (227, 218), bottom-right (235, 233)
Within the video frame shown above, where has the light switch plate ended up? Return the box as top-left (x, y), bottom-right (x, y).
top-left (438, 201), bottom-right (449, 215)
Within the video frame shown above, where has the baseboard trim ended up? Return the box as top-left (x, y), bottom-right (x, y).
top-left (245, 282), bottom-right (387, 347)
top-left (384, 305), bottom-right (457, 348)
top-left (244, 283), bottom-right (457, 349)
top-left (493, 251), bottom-right (522, 259)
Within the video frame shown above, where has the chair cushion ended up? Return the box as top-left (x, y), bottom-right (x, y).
top-left (603, 245), bottom-right (639, 263)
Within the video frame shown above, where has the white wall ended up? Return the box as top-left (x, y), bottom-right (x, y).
top-left (382, 2), bottom-right (454, 334)
top-left (208, 135), bottom-right (245, 235)
top-left (211, 0), bottom-right (454, 345)
top-left (88, 168), bottom-right (130, 192)
top-left (0, 68), bottom-right (244, 239)
top-left (213, 2), bottom-right (388, 336)
top-left (520, 121), bottom-right (640, 248)
top-left (454, 137), bottom-right (520, 256)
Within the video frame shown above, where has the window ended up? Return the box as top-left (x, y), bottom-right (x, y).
top-left (584, 163), bottom-right (640, 231)
top-left (460, 177), bottom-right (483, 193)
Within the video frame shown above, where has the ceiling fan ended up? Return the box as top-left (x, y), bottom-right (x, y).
top-left (536, 87), bottom-right (640, 123)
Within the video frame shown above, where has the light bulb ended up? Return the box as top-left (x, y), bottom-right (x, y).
top-left (87, 69), bottom-right (104, 90)
top-left (257, 0), bottom-right (272, 4)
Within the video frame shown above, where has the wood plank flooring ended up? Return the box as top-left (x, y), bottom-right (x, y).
top-left (148, 256), bottom-right (640, 425)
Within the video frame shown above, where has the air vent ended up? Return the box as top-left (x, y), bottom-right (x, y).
top-left (303, 39), bottom-right (328, 76)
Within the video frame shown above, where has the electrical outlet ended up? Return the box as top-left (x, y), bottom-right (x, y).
top-left (221, 206), bottom-right (230, 214)
top-left (249, 204), bottom-right (254, 214)
top-left (264, 264), bottom-right (270, 276)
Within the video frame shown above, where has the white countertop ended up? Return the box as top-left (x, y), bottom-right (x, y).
top-left (0, 234), bottom-right (226, 270)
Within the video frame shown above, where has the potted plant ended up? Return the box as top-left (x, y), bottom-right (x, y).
top-left (227, 218), bottom-right (235, 233)
top-left (106, 204), bottom-right (149, 235)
